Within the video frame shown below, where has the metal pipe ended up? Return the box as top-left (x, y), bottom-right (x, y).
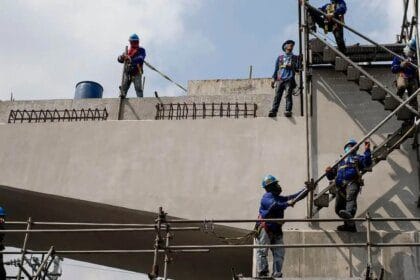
top-left (301, 0), bottom-right (314, 219)
top-left (17, 217), bottom-right (31, 280)
top-left (151, 207), bottom-right (164, 278)
top-left (413, 0), bottom-right (420, 82)
top-left (299, 0), bottom-right (304, 117)
top-left (366, 213), bottom-right (372, 269)
top-left (167, 243), bottom-right (367, 250)
top-left (311, 31), bottom-right (419, 116)
top-left (5, 221), bottom-right (156, 227)
top-left (0, 227), bottom-right (199, 233)
top-left (1, 249), bottom-right (209, 255)
top-left (33, 246), bottom-right (54, 279)
top-left (248, 65), bottom-right (253, 79)
top-left (400, 0), bottom-right (410, 42)
top-left (163, 227), bottom-right (171, 280)
top-left (304, 2), bottom-right (418, 68)
top-left (166, 217), bottom-right (366, 223)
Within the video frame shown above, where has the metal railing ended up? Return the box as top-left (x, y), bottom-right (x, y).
top-left (155, 102), bottom-right (257, 120)
top-left (2, 209), bottom-right (420, 280)
top-left (8, 109), bottom-right (109, 124)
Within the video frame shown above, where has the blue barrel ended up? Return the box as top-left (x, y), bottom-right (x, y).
top-left (74, 81), bottom-right (103, 99)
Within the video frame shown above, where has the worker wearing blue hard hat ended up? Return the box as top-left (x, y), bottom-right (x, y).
top-left (118, 33), bottom-right (147, 98)
top-left (255, 175), bottom-right (312, 277)
top-left (0, 207), bottom-right (6, 279)
top-left (326, 139), bottom-right (372, 232)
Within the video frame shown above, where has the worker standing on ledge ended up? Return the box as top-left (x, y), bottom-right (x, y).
top-left (269, 40), bottom-right (301, 118)
top-left (326, 139), bottom-right (372, 232)
top-left (0, 207), bottom-right (6, 280)
top-left (391, 38), bottom-right (419, 120)
top-left (255, 175), bottom-right (311, 277)
top-left (118, 34), bottom-right (146, 98)
top-left (303, 0), bottom-right (347, 54)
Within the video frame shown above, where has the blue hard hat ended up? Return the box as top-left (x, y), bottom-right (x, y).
top-left (344, 139), bottom-right (358, 150)
top-left (262, 175), bottom-right (278, 188)
top-left (0, 207), bottom-right (6, 217)
top-left (408, 38), bottom-right (417, 51)
top-left (129, 34), bottom-right (140, 42)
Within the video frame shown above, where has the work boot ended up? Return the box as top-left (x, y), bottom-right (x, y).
top-left (284, 111), bottom-right (292, 117)
top-left (268, 112), bottom-right (277, 118)
top-left (336, 224), bottom-right (348, 232)
top-left (338, 210), bottom-right (352, 220)
top-left (257, 271), bottom-right (269, 277)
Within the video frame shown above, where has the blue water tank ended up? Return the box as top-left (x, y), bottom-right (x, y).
top-left (74, 81), bottom-right (103, 99)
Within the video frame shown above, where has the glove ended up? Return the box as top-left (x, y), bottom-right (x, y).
top-left (364, 141), bottom-right (371, 150)
top-left (287, 200), bottom-right (295, 207)
top-left (325, 166), bottom-right (332, 173)
top-left (271, 80), bottom-right (276, 89)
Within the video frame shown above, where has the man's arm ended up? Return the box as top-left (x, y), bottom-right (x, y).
top-left (283, 187), bottom-right (307, 201)
top-left (359, 142), bottom-right (372, 169)
top-left (272, 57), bottom-right (279, 80)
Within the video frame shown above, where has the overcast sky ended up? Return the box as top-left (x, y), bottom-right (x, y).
top-left (0, 0), bottom-right (409, 101)
top-left (0, 0), bottom-right (410, 277)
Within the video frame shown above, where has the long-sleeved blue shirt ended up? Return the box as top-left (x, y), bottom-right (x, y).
top-left (320, 0), bottom-right (347, 17)
top-left (272, 53), bottom-right (300, 81)
top-left (391, 55), bottom-right (418, 79)
top-left (326, 149), bottom-right (372, 187)
top-left (257, 188), bottom-right (306, 234)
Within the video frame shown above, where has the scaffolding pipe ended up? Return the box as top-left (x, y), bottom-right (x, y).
top-left (33, 246), bottom-right (54, 280)
top-left (0, 227), bottom-right (199, 234)
top-left (366, 213), bottom-right (373, 270)
top-left (5, 221), bottom-right (156, 227)
top-left (1, 249), bottom-right (209, 255)
top-left (304, 2), bottom-right (418, 69)
top-left (400, 0), bottom-right (411, 42)
top-left (17, 218), bottom-right (31, 280)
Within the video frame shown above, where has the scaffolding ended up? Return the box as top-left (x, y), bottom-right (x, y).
top-left (2, 0), bottom-right (420, 279)
top-left (2, 208), bottom-right (420, 279)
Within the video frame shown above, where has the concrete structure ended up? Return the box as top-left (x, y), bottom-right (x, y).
top-left (0, 66), bottom-right (419, 279)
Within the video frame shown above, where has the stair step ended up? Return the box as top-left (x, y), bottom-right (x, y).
top-left (323, 46), bottom-right (336, 63)
top-left (347, 66), bottom-right (360, 81)
top-left (335, 56), bottom-right (349, 71)
top-left (384, 96), bottom-right (399, 110)
top-left (359, 76), bottom-right (374, 91)
top-left (397, 107), bottom-right (412, 120)
top-left (310, 38), bottom-right (326, 53)
top-left (371, 86), bottom-right (386, 101)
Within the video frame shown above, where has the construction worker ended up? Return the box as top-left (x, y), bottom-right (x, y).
top-left (269, 40), bottom-right (301, 118)
top-left (118, 34), bottom-right (146, 98)
top-left (391, 38), bottom-right (419, 117)
top-left (255, 175), bottom-right (309, 277)
top-left (326, 139), bottom-right (372, 232)
top-left (305, 0), bottom-right (347, 54)
top-left (0, 207), bottom-right (6, 280)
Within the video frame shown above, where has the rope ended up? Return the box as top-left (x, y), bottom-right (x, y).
top-left (144, 61), bottom-right (187, 93)
top-left (201, 220), bottom-right (256, 245)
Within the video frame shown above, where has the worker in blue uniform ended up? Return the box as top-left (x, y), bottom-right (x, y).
top-left (326, 139), bottom-right (372, 232)
top-left (305, 0), bottom-right (347, 54)
top-left (255, 175), bottom-right (311, 277)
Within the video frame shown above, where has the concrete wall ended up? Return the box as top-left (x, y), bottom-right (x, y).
top-left (0, 118), bottom-right (308, 224)
top-left (0, 92), bottom-right (302, 122)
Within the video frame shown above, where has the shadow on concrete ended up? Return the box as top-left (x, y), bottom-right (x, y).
top-left (0, 185), bottom-right (252, 280)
